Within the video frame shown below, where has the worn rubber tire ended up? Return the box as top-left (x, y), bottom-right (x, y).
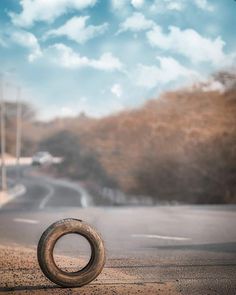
top-left (37, 218), bottom-right (106, 288)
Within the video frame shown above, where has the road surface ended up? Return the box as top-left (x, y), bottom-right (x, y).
top-left (3, 166), bottom-right (88, 210)
top-left (0, 166), bottom-right (236, 294)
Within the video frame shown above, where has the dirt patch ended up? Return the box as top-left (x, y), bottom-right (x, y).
top-left (0, 245), bottom-right (180, 294)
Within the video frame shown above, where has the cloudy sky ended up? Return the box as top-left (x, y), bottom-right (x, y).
top-left (0, 0), bottom-right (235, 120)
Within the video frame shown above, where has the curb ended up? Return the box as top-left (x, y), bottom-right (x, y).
top-left (0, 184), bottom-right (26, 208)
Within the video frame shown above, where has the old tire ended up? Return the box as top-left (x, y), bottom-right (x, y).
top-left (37, 218), bottom-right (106, 288)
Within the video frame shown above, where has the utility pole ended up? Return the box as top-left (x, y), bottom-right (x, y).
top-left (16, 87), bottom-right (22, 182)
top-left (0, 75), bottom-right (7, 191)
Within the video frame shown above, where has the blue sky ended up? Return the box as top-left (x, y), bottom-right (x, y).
top-left (0, 0), bottom-right (235, 120)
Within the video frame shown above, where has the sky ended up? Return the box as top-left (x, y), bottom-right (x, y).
top-left (0, 0), bottom-right (235, 120)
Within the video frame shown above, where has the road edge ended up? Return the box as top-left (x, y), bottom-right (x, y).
top-left (0, 184), bottom-right (26, 209)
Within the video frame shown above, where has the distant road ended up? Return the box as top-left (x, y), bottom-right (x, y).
top-left (3, 166), bottom-right (85, 211)
top-left (0, 166), bottom-right (236, 294)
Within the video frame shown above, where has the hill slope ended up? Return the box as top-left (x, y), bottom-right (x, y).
top-left (38, 71), bottom-right (236, 204)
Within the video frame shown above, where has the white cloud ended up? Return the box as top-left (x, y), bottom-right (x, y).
top-left (10, 30), bottom-right (42, 62)
top-left (60, 106), bottom-right (78, 117)
top-left (117, 12), bottom-right (155, 34)
top-left (40, 96), bottom-right (90, 120)
top-left (59, 98), bottom-right (90, 117)
top-left (111, 0), bottom-right (145, 11)
top-left (42, 95), bottom-right (125, 119)
top-left (134, 56), bottom-right (199, 89)
top-left (150, 0), bottom-right (214, 13)
top-left (147, 26), bottom-right (226, 66)
top-left (150, 0), bottom-right (185, 13)
top-left (46, 43), bottom-right (123, 71)
top-left (45, 16), bottom-right (108, 44)
top-left (166, 1), bottom-right (184, 11)
top-left (90, 52), bottom-right (123, 71)
top-left (194, 0), bottom-right (214, 11)
top-left (9, 0), bottom-right (97, 27)
top-left (202, 79), bottom-right (225, 93)
top-left (131, 0), bottom-right (144, 8)
top-left (111, 0), bottom-right (128, 10)
top-left (111, 83), bottom-right (123, 97)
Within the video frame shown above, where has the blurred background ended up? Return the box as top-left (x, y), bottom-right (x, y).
top-left (0, 0), bottom-right (235, 207)
top-left (0, 1), bottom-right (236, 294)
top-left (1, 71), bottom-right (236, 206)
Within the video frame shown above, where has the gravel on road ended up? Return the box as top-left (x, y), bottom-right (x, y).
top-left (0, 245), bottom-right (179, 295)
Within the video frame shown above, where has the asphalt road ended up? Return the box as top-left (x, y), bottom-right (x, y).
top-left (3, 166), bottom-right (88, 210)
top-left (0, 166), bottom-right (236, 294)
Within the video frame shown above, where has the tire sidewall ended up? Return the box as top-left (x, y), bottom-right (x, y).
top-left (37, 219), bottom-right (106, 287)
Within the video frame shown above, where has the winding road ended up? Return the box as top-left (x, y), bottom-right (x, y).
top-left (3, 166), bottom-right (88, 211)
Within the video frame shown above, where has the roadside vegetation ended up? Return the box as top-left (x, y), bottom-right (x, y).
top-left (3, 71), bottom-right (236, 204)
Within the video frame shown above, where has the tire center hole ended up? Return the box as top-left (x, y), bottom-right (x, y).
top-left (53, 233), bottom-right (92, 273)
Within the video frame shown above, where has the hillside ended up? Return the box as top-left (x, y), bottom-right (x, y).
top-left (3, 71), bottom-right (235, 204)
top-left (38, 71), bottom-right (236, 204)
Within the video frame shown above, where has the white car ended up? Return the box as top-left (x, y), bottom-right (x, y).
top-left (32, 152), bottom-right (53, 166)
